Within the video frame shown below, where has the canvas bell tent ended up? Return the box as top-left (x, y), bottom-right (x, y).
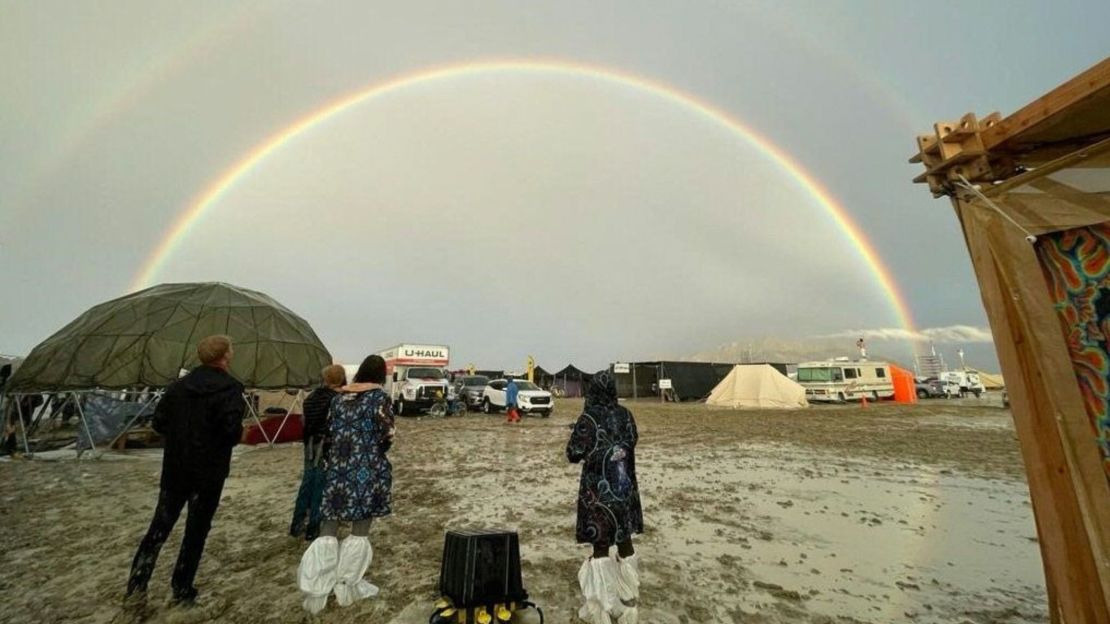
top-left (706, 364), bottom-right (808, 409)
top-left (971, 370), bottom-right (1005, 390)
top-left (910, 57), bottom-right (1110, 623)
top-left (6, 282), bottom-right (332, 455)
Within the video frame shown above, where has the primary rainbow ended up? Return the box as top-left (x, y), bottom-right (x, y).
top-left (131, 58), bottom-right (917, 334)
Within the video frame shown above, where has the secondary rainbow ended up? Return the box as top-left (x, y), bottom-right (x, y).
top-left (131, 59), bottom-right (917, 333)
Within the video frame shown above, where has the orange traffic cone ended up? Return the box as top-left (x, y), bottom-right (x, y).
top-left (861, 395), bottom-right (869, 409)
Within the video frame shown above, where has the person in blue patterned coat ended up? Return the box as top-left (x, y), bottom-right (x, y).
top-left (567, 369), bottom-right (643, 624)
top-left (297, 355), bottom-right (394, 614)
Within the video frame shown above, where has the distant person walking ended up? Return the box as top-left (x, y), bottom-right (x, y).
top-left (567, 370), bottom-right (643, 624)
top-left (290, 364), bottom-right (347, 541)
top-left (126, 335), bottom-right (244, 605)
top-left (297, 355), bottom-right (394, 614)
top-left (505, 378), bottom-right (521, 423)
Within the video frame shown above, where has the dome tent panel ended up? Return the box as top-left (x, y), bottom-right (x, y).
top-left (8, 282), bottom-right (332, 391)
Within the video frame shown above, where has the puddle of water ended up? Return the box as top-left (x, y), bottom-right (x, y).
top-left (646, 443), bottom-right (1046, 623)
top-left (912, 413), bottom-right (1015, 431)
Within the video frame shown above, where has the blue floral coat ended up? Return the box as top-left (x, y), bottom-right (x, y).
top-left (321, 388), bottom-right (394, 521)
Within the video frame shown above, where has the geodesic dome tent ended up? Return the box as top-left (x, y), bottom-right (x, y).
top-left (5, 283), bottom-right (333, 454)
top-left (8, 282), bottom-right (332, 392)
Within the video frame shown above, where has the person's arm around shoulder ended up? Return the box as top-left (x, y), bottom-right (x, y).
top-left (566, 411), bottom-right (596, 464)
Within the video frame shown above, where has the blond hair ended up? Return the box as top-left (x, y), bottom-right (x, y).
top-left (197, 335), bottom-right (233, 365)
top-left (321, 364), bottom-right (347, 387)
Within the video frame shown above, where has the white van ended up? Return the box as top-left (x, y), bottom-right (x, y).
top-left (796, 360), bottom-right (895, 403)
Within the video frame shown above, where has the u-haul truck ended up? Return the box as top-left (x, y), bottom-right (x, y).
top-left (378, 343), bottom-right (450, 415)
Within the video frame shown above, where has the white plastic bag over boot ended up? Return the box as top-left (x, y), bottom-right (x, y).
top-left (614, 554), bottom-right (640, 624)
top-left (333, 536), bottom-right (379, 607)
top-left (297, 536), bottom-right (339, 614)
top-left (577, 557), bottom-right (619, 624)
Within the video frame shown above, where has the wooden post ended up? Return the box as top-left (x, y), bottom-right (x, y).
top-left (952, 192), bottom-right (1110, 623)
top-left (907, 59), bottom-right (1110, 621)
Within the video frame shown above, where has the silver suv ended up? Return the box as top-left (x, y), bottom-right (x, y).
top-left (452, 375), bottom-right (490, 410)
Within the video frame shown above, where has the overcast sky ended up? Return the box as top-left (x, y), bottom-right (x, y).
top-left (2, 1), bottom-right (1108, 372)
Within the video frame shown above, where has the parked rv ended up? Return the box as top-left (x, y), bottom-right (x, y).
top-left (939, 370), bottom-right (986, 398)
top-left (796, 360), bottom-right (895, 403)
top-left (378, 343), bottom-right (451, 415)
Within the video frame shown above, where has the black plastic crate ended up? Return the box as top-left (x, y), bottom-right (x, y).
top-left (438, 529), bottom-right (527, 608)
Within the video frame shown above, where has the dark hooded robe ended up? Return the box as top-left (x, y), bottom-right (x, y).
top-left (566, 370), bottom-right (643, 546)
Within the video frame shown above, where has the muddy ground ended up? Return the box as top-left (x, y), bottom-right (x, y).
top-left (0, 397), bottom-right (1046, 623)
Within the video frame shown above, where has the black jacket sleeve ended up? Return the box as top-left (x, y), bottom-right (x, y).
top-left (215, 385), bottom-right (245, 447)
top-left (151, 391), bottom-right (172, 435)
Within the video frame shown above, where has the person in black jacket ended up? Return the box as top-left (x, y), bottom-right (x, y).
top-left (290, 364), bottom-right (347, 541)
top-left (125, 335), bottom-right (244, 605)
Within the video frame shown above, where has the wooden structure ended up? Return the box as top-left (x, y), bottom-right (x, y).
top-left (910, 58), bottom-right (1110, 623)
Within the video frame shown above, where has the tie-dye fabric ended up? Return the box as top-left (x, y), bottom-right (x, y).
top-left (566, 370), bottom-right (643, 546)
top-left (1036, 223), bottom-right (1110, 479)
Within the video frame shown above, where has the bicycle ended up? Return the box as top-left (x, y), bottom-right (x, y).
top-left (429, 390), bottom-right (467, 417)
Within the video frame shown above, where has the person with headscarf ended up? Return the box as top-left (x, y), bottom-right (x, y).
top-left (297, 355), bottom-right (394, 614)
top-left (290, 364), bottom-right (347, 541)
top-left (566, 370), bottom-right (643, 624)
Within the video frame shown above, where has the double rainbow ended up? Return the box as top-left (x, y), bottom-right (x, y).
top-left (130, 59), bottom-right (916, 334)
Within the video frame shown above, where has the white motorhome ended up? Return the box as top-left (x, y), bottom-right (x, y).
top-left (378, 343), bottom-right (450, 415)
top-left (796, 359), bottom-right (895, 403)
top-left (939, 370), bottom-right (986, 398)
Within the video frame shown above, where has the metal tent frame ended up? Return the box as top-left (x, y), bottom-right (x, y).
top-left (5, 386), bottom-right (307, 459)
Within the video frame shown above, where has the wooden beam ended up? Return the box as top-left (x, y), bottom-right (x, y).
top-left (982, 57), bottom-right (1110, 151)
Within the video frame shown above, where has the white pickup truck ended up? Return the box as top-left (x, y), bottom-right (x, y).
top-left (481, 379), bottom-right (554, 417)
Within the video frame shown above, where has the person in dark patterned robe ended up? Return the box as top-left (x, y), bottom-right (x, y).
top-left (297, 355), bottom-right (394, 614)
top-left (567, 370), bottom-right (642, 624)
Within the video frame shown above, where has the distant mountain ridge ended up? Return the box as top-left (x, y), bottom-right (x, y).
top-left (675, 336), bottom-right (909, 368)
